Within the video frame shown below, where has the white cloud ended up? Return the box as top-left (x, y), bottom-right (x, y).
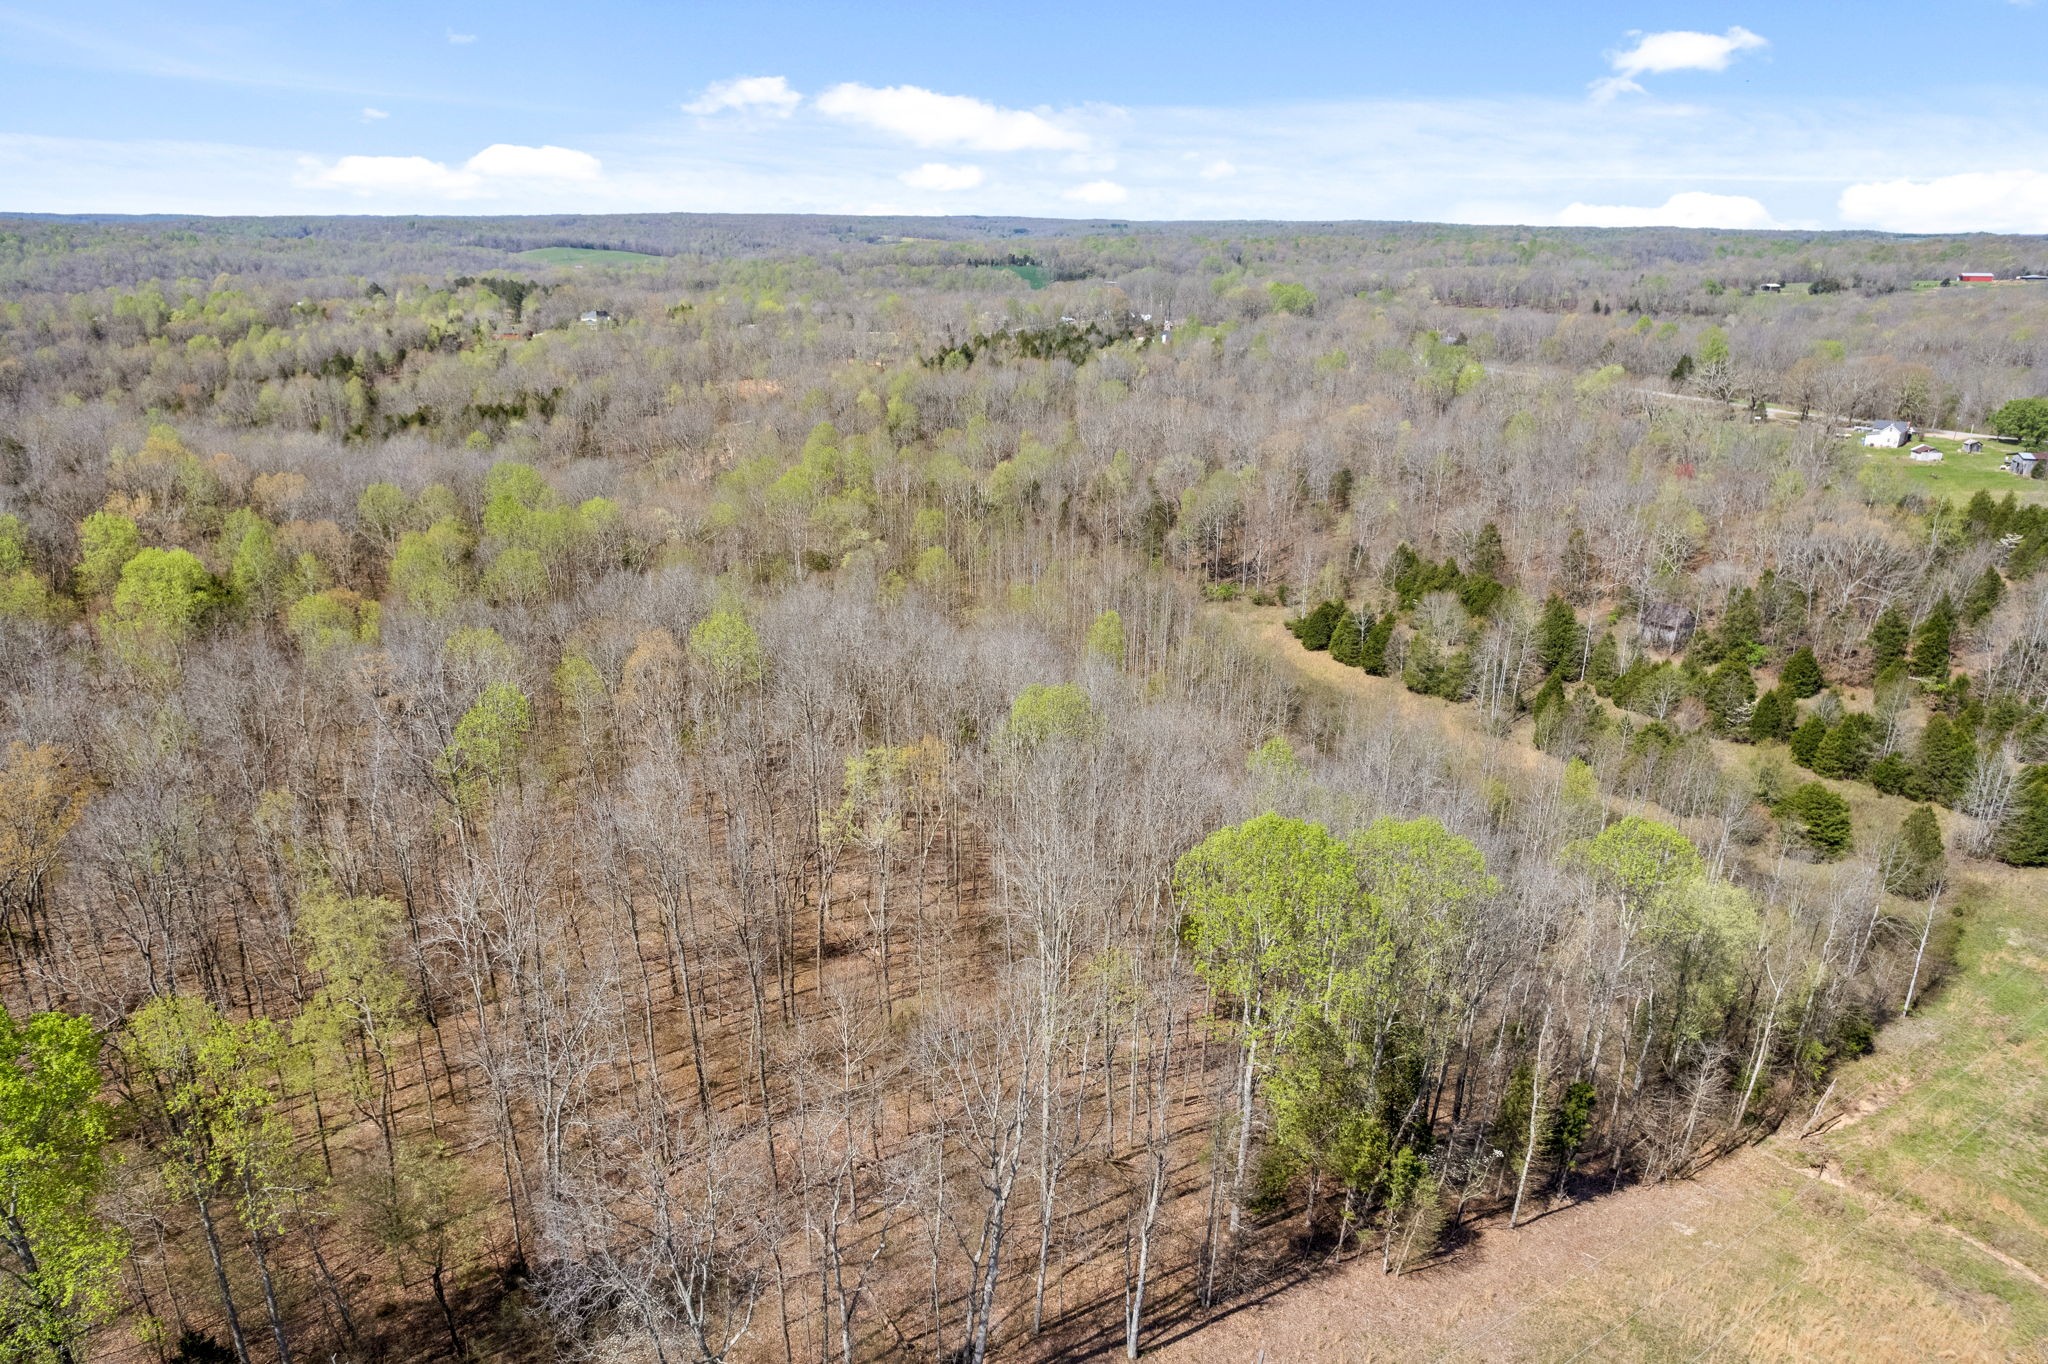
top-left (1556, 191), bottom-right (1777, 229)
top-left (445, 29), bottom-right (476, 44)
top-left (1063, 179), bottom-right (1128, 205)
top-left (1839, 169), bottom-right (2048, 233)
top-left (899, 162), bottom-right (984, 191)
top-left (1593, 26), bottom-right (1766, 100)
top-left (815, 82), bottom-right (1088, 151)
top-left (306, 154), bottom-right (468, 194)
top-left (1199, 159), bottom-right (1236, 180)
top-left (684, 75), bottom-right (801, 117)
top-left (360, 107), bottom-right (388, 122)
top-left (301, 143), bottom-right (602, 198)
top-left (464, 143), bottom-right (602, 180)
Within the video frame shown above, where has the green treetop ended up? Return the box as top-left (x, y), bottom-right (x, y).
top-left (0, 1008), bottom-right (126, 1364)
top-left (73, 512), bottom-right (139, 601)
top-left (1085, 608), bottom-right (1127, 667)
top-left (107, 547), bottom-right (220, 639)
top-left (1989, 396), bottom-right (2048, 448)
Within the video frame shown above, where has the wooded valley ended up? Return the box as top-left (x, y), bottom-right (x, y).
top-left (1, 213), bottom-right (2046, 1364)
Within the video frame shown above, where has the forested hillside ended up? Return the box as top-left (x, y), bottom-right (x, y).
top-left (1, 214), bottom-right (2045, 1364)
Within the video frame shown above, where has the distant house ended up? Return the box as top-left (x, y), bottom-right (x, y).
top-left (2004, 452), bottom-right (2040, 477)
top-left (1909, 445), bottom-right (1943, 463)
top-left (1758, 282), bottom-right (1784, 293)
top-left (1963, 438), bottom-right (1985, 453)
top-left (2021, 274), bottom-right (2048, 282)
top-left (1959, 271), bottom-right (1996, 283)
top-left (493, 321), bottom-right (531, 341)
top-left (1862, 420), bottom-right (1914, 449)
top-left (580, 309), bottom-right (614, 328)
top-left (1638, 602), bottom-right (1698, 653)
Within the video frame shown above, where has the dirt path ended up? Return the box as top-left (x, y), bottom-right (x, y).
top-left (1151, 1154), bottom-right (1782, 1364)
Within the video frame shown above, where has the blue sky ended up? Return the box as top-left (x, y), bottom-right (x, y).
top-left (3, 1), bottom-right (2047, 229)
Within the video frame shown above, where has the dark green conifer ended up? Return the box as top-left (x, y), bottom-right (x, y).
top-left (1909, 595), bottom-right (1955, 679)
top-left (1790, 715), bottom-right (1830, 769)
top-left (1869, 605), bottom-right (1910, 673)
top-left (1779, 782), bottom-right (1854, 859)
top-left (1779, 646), bottom-right (1824, 698)
top-left (1536, 594), bottom-right (1581, 677)
top-left (1962, 565), bottom-right (2004, 626)
top-left (1358, 614), bottom-right (1396, 675)
top-left (1885, 805), bottom-right (1946, 896)
top-left (1586, 632), bottom-right (1620, 695)
top-left (1997, 766), bottom-right (2048, 867)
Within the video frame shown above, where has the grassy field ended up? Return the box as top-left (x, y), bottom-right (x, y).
top-left (989, 262), bottom-right (1049, 289)
top-left (515, 245), bottom-right (664, 267)
top-left (1854, 432), bottom-right (2048, 504)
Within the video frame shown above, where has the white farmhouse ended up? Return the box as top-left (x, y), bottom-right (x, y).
top-left (1862, 419), bottom-right (1913, 449)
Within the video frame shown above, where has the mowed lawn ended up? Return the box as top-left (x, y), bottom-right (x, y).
top-left (515, 246), bottom-right (664, 267)
top-left (1855, 433), bottom-right (2048, 503)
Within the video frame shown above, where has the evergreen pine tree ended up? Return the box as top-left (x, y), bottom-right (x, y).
top-left (1869, 604), bottom-right (1910, 673)
top-left (1779, 782), bottom-right (1854, 859)
top-left (1910, 595), bottom-right (1955, 678)
top-left (1469, 522), bottom-right (1506, 582)
top-left (1884, 805), bottom-right (1946, 896)
top-left (1704, 660), bottom-right (1756, 737)
top-left (1790, 715), bottom-right (1830, 769)
top-left (1358, 614), bottom-right (1396, 675)
top-left (1915, 713), bottom-right (1976, 807)
top-left (1329, 608), bottom-right (1366, 667)
top-left (1779, 645), bottom-right (1824, 698)
top-left (1962, 564), bottom-right (2004, 626)
top-left (1536, 594), bottom-right (1581, 677)
top-left (1965, 489), bottom-right (1998, 537)
top-left (1813, 711), bottom-right (1878, 780)
top-left (1997, 766), bottom-right (2048, 867)
top-left (1748, 688), bottom-right (1787, 744)
top-left (1866, 752), bottom-right (1923, 799)
top-left (1718, 587), bottom-right (1762, 661)
top-left (1297, 600), bottom-right (1345, 651)
top-left (1585, 632), bottom-right (1620, 695)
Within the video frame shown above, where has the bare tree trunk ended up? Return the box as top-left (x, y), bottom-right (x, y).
top-left (1903, 883), bottom-right (1945, 1015)
top-left (1509, 1002), bottom-right (1551, 1229)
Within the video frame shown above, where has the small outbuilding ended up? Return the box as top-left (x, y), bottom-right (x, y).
top-left (1963, 438), bottom-right (1985, 453)
top-left (1862, 420), bottom-right (1913, 449)
top-left (2005, 452), bottom-right (2040, 477)
top-left (1909, 445), bottom-right (1943, 463)
top-left (1959, 271), bottom-right (1996, 283)
top-left (1638, 602), bottom-right (1698, 654)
